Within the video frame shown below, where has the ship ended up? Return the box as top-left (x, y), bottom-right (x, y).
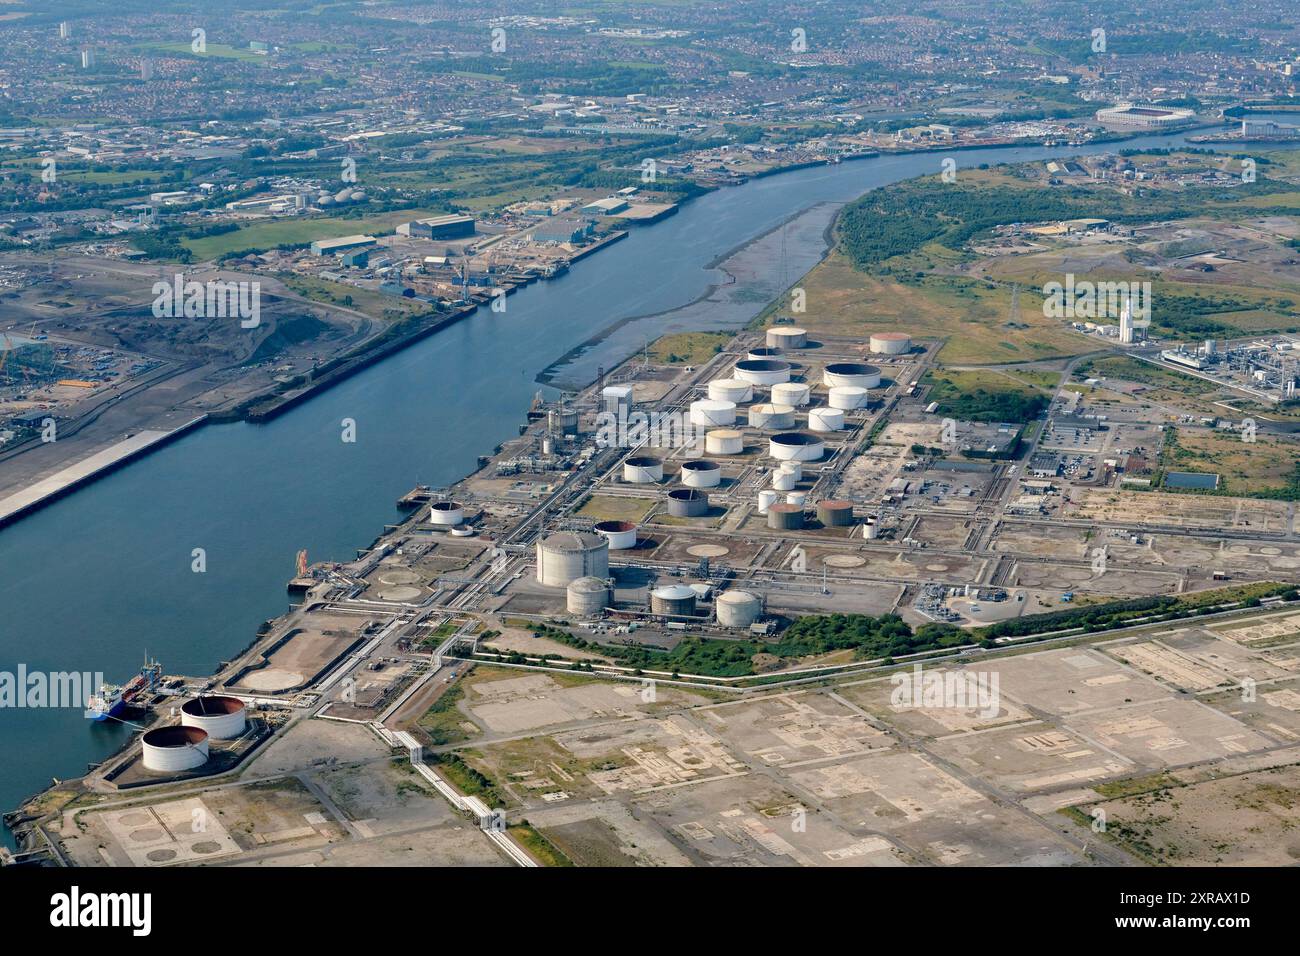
top-left (84, 656), bottom-right (162, 722)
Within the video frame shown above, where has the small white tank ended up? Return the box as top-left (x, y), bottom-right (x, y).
top-left (748, 403), bottom-right (796, 429)
top-left (690, 400), bottom-right (737, 426)
top-left (786, 490), bottom-right (808, 507)
top-left (808, 407), bottom-right (846, 432)
top-left (772, 469), bottom-right (797, 491)
top-left (828, 385), bottom-right (868, 410)
top-left (708, 378), bottom-right (753, 403)
top-left (705, 429), bottom-right (743, 455)
top-left (778, 461), bottom-right (803, 481)
top-left (757, 490), bottom-right (778, 514)
top-left (771, 382), bottom-right (810, 407)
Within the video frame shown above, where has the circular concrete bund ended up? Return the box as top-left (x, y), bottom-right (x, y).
top-left (734, 358), bottom-right (793, 386)
top-left (142, 726), bottom-right (209, 772)
top-left (769, 431), bottom-right (825, 462)
top-left (823, 554), bottom-right (866, 568)
top-left (377, 569), bottom-right (420, 585)
top-left (181, 695), bottom-right (247, 740)
top-left (822, 362), bottom-right (881, 389)
top-left (687, 544), bottom-right (730, 558)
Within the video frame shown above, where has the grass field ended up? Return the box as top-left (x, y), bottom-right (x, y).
top-left (574, 495), bottom-right (656, 523)
top-left (789, 251), bottom-right (1096, 363)
top-left (182, 207), bottom-right (451, 259)
top-left (647, 330), bottom-right (730, 364)
top-left (1160, 427), bottom-right (1300, 497)
top-left (280, 275), bottom-right (427, 320)
top-left (922, 367), bottom-right (1052, 422)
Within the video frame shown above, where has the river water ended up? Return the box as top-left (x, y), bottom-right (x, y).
top-left (0, 128), bottom-right (1206, 837)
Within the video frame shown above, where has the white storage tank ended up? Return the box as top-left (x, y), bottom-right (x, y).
top-left (142, 726), bottom-right (209, 772)
top-left (770, 382), bottom-right (810, 407)
top-left (786, 490), bottom-right (808, 507)
top-left (757, 490), bottom-right (779, 514)
top-left (690, 399), bottom-right (737, 426)
top-left (429, 500), bottom-right (465, 526)
top-left (870, 332), bottom-right (912, 355)
top-left (766, 327), bottom-right (807, 349)
top-left (769, 432), bottom-right (825, 461)
top-left (708, 378), bottom-right (753, 403)
top-left (717, 590), bottom-right (763, 628)
top-left (536, 531), bottom-right (610, 587)
top-left (180, 696), bottom-right (246, 740)
top-left (823, 363), bottom-right (881, 389)
top-left (623, 456), bottom-right (664, 483)
top-left (808, 407), bottom-right (846, 432)
top-left (772, 468), bottom-right (797, 491)
top-left (704, 429), bottom-right (743, 455)
top-left (747, 347), bottom-right (783, 361)
top-left (779, 461), bottom-right (803, 481)
top-left (680, 459), bottom-right (722, 487)
top-left (748, 403), bottom-right (796, 429)
top-left (828, 385), bottom-right (868, 410)
top-left (863, 516), bottom-right (878, 540)
top-left (567, 576), bottom-right (610, 616)
top-left (593, 520), bottom-right (638, 550)
top-left (734, 359), bottom-right (792, 386)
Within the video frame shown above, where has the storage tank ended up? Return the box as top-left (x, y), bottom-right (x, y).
top-left (778, 461), bottom-right (803, 481)
top-left (823, 363), bottom-right (881, 389)
top-left (593, 520), bottom-right (638, 550)
top-left (717, 590), bottom-right (762, 628)
top-left (769, 432), bottom-right (825, 461)
top-left (767, 503), bottom-right (804, 530)
top-left (690, 399), bottom-right (737, 426)
top-left (757, 490), bottom-right (778, 514)
top-left (651, 583), bottom-right (697, 617)
top-left (786, 490), bottom-right (808, 507)
top-left (817, 499), bottom-right (855, 527)
top-left (734, 358), bottom-right (792, 386)
top-left (771, 382), bottom-right (811, 407)
top-left (566, 576), bottom-right (610, 616)
top-left (772, 468), bottom-right (797, 491)
top-left (680, 459), bottom-right (722, 487)
top-left (766, 327), bottom-right (807, 349)
top-left (828, 385), bottom-right (868, 410)
top-left (808, 407), bottom-right (846, 432)
top-left (704, 429), bottom-right (743, 455)
top-left (870, 332), bottom-right (912, 355)
top-left (142, 726), bottom-right (209, 772)
top-left (748, 403), bottom-right (796, 429)
top-left (429, 500), bottom-right (465, 526)
top-left (666, 488), bottom-right (709, 517)
top-left (747, 347), bottom-right (782, 360)
top-left (536, 531), bottom-right (609, 587)
top-left (863, 516), bottom-right (878, 540)
top-left (180, 696), bottom-right (246, 740)
top-left (708, 378), bottom-right (753, 403)
top-left (623, 456), bottom-right (664, 483)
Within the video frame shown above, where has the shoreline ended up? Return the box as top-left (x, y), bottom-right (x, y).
top-left (0, 124), bottom-right (1231, 531)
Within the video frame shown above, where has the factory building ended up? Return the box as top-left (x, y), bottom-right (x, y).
top-left (396, 214), bottom-right (475, 240)
top-left (310, 234), bottom-right (377, 257)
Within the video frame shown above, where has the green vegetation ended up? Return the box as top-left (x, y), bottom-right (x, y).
top-left (924, 368), bottom-right (1049, 422)
top-left (1158, 427), bottom-right (1300, 500)
top-left (646, 331), bottom-right (730, 365)
top-left (979, 582), bottom-right (1294, 641)
top-left (524, 614), bottom-right (969, 678)
top-left (417, 682), bottom-right (473, 746)
top-left (427, 751), bottom-right (508, 807)
top-left (510, 823), bottom-right (575, 867)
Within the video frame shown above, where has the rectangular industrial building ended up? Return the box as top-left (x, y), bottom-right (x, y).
top-left (310, 234), bottom-right (377, 256)
top-left (581, 197), bottom-right (628, 216)
top-left (395, 214), bottom-right (475, 240)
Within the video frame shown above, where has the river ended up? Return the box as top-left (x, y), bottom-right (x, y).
top-left (0, 128), bottom-right (1209, 837)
